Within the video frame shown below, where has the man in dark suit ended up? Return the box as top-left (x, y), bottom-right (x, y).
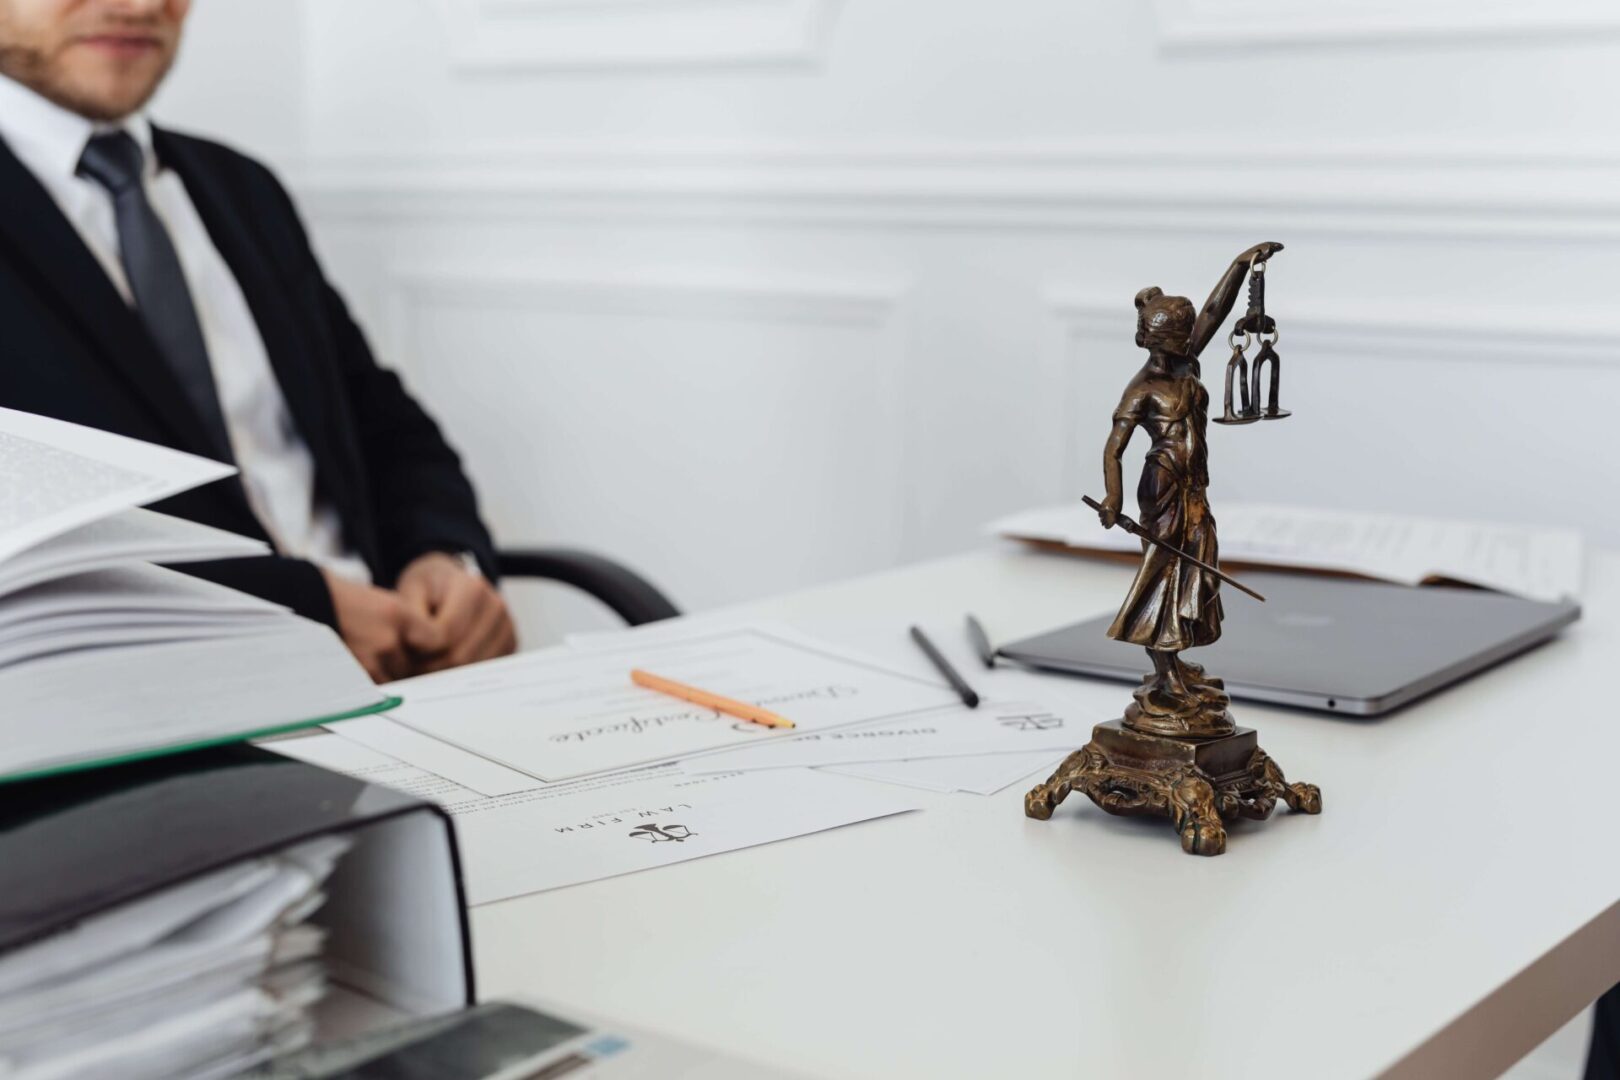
top-left (0, 0), bottom-right (515, 680)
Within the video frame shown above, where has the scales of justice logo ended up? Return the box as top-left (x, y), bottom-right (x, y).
top-left (628, 823), bottom-right (697, 843)
top-left (999, 710), bottom-right (1064, 732)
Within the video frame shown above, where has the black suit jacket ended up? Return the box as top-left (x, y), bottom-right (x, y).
top-left (0, 126), bottom-right (496, 628)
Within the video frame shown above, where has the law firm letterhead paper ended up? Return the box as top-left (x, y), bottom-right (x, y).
top-left (274, 734), bottom-right (921, 905)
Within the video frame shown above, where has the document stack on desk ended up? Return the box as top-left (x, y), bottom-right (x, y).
top-left (0, 744), bottom-right (477, 1080)
top-left (0, 408), bottom-right (389, 782)
top-left (0, 835), bottom-right (348, 1080)
top-left (274, 623), bottom-right (1102, 904)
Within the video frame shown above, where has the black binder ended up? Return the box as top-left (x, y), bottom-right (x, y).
top-left (0, 742), bottom-right (475, 1016)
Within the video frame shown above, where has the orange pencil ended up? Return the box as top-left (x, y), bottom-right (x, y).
top-left (630, 669), bottom-right (796, 730)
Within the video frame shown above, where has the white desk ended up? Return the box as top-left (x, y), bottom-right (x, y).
top-left (472, 546), bottom-right (1617, 1079)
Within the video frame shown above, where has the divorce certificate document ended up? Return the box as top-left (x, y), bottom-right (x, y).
top-left (382, 626), bottom-right (960, 782)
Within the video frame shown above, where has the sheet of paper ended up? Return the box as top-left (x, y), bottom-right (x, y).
top-left (272, 733), bottom-right (920, 905)
top-left (0, 508), bottom-right (266, 599)
top-left (0, 564), bottom-right (284, 630)
top-left (825, 751), bottom-right (1066, 796)
top-left (0, 859), bottom-right (274, 998)
top-left (329, 714), bottom-right (542, 797)
top-left (6, 983), bottom-right (281, 1080)
top-left (0, 407), bottom-right (235, 565)
top-left (989, 501), bottom-right (1585, 602)
top-left (681, 700), bottom-right (1086, 774)
top-left (0, 835), bottom-right (343, 1068)
top-left (563, 617), bottom-right (798, 652)
top-left (383, 626), bottom-right (959, 782)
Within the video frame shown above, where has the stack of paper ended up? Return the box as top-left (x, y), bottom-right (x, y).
top-left (0, 408), bottom-right (388, 782)
top-left (0, 836), bottom-right (348, 1080)
top-left (989, 501), bottom-right (1585, 602)
top-left (274, 623), bottom-right (1101, 905)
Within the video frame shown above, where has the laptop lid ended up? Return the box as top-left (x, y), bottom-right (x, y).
top-left (996, 572), bottom-right (1580, 716)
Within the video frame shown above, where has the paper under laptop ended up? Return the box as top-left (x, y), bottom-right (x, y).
top-left (989, 501), bottom-right (1585, 602)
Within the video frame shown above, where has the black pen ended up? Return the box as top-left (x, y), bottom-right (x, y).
top-left (910, 625), bottom-right (980, 709)
top-left (964, 613), bottom-right (997, 669)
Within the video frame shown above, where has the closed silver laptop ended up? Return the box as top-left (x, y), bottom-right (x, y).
top-left (995, 572), bottom-right (1581, 716)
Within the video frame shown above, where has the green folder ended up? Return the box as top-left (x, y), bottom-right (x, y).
top-left (0, 695), bottom-right (403, 788)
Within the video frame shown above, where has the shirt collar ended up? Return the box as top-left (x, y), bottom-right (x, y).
top-left (0, 73), bottom-right (158, 184)
top-left (122, 114), bottom-right (158, 176)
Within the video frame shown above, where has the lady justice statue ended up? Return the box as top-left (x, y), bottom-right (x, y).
top-left (1025, 242), bottom-right (1321, 856)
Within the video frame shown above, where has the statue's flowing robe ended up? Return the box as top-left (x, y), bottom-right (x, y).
top-left (1106, 364), bottom-right (1224, 651)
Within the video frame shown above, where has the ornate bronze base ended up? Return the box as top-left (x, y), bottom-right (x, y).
top-left (1024, 721), bottom-right (1321, 856)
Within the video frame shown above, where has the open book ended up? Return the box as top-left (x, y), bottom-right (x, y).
top-left (0, 408), bottom-right (391, 783)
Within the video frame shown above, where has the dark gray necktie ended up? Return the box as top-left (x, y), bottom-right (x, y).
top-left (76, 130), bottom-right (233, 461)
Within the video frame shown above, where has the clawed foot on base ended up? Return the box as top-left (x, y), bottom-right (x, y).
top-left (1170, 773), bottom-right (1226, 857)
top-left (1026, 734), bottom-right (1320, 856)
top-left (1180, 818), bottom-right (1226, 856)
top-left (1252, 750), bottom-right (1323, 816)
top-left (1024, 748), bottom-right (1095, 821)
top-left (1285, 781), bottom-right (1322, 815)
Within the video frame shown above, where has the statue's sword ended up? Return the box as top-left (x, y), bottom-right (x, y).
top-left (1082, 495), bottom-right (1266, 603)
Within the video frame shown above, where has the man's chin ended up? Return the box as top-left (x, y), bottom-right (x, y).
top-left (34, 61), bottom-right (171, 122)
top-left (52, 85), bottom-right (156, 122)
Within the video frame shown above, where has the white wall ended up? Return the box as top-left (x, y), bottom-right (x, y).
top-left (154, 1), bottom-right (1620, 630)
top-left (150, 0), bottom-right (304, 169)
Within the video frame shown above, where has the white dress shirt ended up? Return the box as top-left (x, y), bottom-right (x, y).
top-left (0, 75), bottom-right (371, 583)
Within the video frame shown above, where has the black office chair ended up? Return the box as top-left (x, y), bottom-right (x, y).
top-left (495, 547), bottom-right (680, 627)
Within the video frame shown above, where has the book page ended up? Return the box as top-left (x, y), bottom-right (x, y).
top-left (0, 508), bottom-right (265, 599)
top-left (0, 408), bottom-right (233, 565)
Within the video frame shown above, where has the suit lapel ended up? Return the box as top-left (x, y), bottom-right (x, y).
top-left (0, 134), bottom-right (233, 462)
top-left (153, 128), bottom-right (354, 517)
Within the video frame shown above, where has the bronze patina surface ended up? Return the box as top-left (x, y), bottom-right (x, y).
top-left (1025, 242), bottom-right (1321, 855)
top-left (1026, 722), bottom-right (1320, 856)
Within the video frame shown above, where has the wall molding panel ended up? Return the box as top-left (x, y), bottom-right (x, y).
top-left (432, 0), bottom-right (842, 73)
top-left (1154, 0), bottom-right (1620, 50)
top-left (370, 260), bottom-right (916, 611)
top-left (1045, 294), bottom-right (1620, 371)
top-left (293, 140), bottom-right (1620, 241)
top-left (380, 265), bottom-right (903, 364)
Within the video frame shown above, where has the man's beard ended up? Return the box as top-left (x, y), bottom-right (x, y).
top-left (0, 38), bottom-right (172, 122)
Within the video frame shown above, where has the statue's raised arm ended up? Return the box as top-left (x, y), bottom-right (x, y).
top-left (1187, 241), bottom-right (1284, 359)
